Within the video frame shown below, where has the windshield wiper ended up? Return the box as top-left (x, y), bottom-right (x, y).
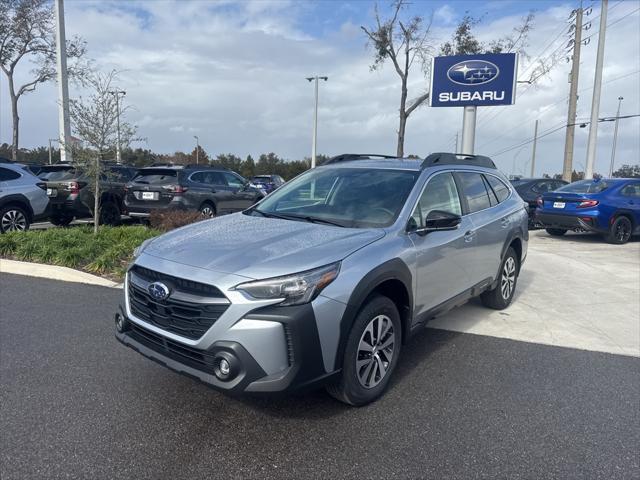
top-left (251, 209), bottom-right (346, 227)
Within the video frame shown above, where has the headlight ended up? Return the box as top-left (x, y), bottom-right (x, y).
top-left (132, 238), bottom-right (153, 259)
top-left (234, 262), bottom-right (340, 306)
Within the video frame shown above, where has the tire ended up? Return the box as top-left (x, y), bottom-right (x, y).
top-left (327, 294), bottom-right (401, 406)
top-left (606, 216), bottom-right (632, 245)
top-left (49, 213), bottom-right (74, 227)
top-left (199, 202), bottom-right (216, 218)
top-left (99, 201), bottom-right (121, 226)
top-left (0, 205), bottom-right (30, 233)
top-left (481, 247), bottom-right (519, 310)
top-left (546, 228), bottom-right (567, 237)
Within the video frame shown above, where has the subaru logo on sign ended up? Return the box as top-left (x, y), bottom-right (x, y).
top-left (447, 60), bottom-right (499, 86)
top-left (148, 282), bottom-right (170, 301)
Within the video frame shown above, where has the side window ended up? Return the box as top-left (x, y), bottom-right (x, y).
top-left (0, 167), bottom-right (21, 181)
top-left (485, 175), bottom-right (510, 203)
top-left (532, 181), bottom-right (554, 193)
top-left (210, 172), bottom-right (227, 185)
top-left (621, 183), bottom-right (640, 197)
top-left (482, 176), bottom-right (499, 206)
top-left (552, 181), bottom-right (566, 191)
top-left (223, 172), bottom-right (245, 189)
top-left (190, 172), bottom-right (205, 183)
top-left (411, 173), bottom-right (462, 227)
top-left (457, 172), bottom-right (492, 213)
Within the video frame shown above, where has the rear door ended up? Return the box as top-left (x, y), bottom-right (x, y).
top-left (409, 172), bottom-right (474, 314)
top-left (619, 181), bottom-right (640, 228)
top-left (455, 172), bottom-right (506, 286)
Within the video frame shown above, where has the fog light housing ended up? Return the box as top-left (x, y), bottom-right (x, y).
top-left (213, 352), bottom-right (238, 381)
top-left (115, 313), bottom-right (128, 333)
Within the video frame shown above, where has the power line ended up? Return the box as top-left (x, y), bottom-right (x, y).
top-left (582, 6), bottom-right (640, 43)
top-left (477, 69), bottom-right (640, 151)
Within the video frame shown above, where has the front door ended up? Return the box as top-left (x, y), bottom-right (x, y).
top-left (409, 172), bottom-right (476, 316)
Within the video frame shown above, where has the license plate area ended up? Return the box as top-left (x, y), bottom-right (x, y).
top-left (140, 191), bottom-right (158, 201)
top-left (46, 188), bottom-right (57, 197)
top-left (553, 202), bottom-right (565, 209)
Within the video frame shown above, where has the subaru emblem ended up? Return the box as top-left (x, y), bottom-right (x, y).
top-left (447, 60), bottom-right (499, 86)
top-left (148, 282), bottom-right (170, 301)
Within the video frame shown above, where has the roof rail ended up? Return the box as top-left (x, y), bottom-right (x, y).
top-left (422, 152), bottom-right (496, 169)
top-left (322, 153), bottom-right (398, 165)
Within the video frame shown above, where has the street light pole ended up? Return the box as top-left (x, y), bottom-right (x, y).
top-left (306, 76), bottom-right (328, 168)
top-left (194, 136), bottom-right (199, 165)
top-left (609, 96), bottom-right (623, 177)
top-left (55, 0), bottom-right (72, 163)
top-left (530, 119), bottom-right (539, 177)
top-left (108, 90), bottom-right (126, 164)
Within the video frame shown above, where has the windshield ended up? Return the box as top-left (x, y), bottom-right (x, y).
top-left (248, 167), bottom-right (419, 228)
top-left (132, 169), bottom-right (178, 185)
top-left (558, 180), bottom-right (609, 194)
top-left (252, 176), bottom-right (271, 182)
top-left (39, 167), bottom-right (76, 181)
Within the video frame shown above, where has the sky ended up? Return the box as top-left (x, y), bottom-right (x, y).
top-left (1, 0), bottom-right (639, 176)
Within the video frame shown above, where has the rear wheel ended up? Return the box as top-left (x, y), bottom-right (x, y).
top-left (327, 294), bottom-right (401, 406)
top-left (199, 202), bottom-right (216, 218)
top-left (481, 247), bottom-right (519, 310)
top-left (99, 201), bottom-right (121, 226)
top-left (0, 205), bottom-right (30, 233)
top-left (546, 228), bottom-right (567, 237)
top-left (49, 213), bottom-right (74, 227)
top-left (606, 216), bottom-right (632, 245)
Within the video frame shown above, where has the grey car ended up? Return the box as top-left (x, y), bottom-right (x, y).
top-left (115, 153), bottom-right (529, 405)
top-left (0, 163), bottom-right (49, 232)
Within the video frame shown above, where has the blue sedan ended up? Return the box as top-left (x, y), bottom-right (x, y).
top-left (535, 178), bottom-right (640, 244)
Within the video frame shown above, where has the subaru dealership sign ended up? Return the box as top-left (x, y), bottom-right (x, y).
top-left (429, 53), bottom-right (518, 107)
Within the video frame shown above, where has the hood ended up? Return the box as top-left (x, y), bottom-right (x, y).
top-left (144, 213), bottom-right (385, 279)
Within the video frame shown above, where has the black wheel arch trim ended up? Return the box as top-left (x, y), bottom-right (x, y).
top-left (335, 258), bottom-right (414, 371)
top-left (0, 194), bottom-right (34, 221)
top-left (611, 209), bottom-right (636, 229)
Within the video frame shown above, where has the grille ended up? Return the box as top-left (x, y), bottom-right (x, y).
top-left (127, 267), bottom-right (229, 340)
top-left (127, 323), bottom-right (217, 373)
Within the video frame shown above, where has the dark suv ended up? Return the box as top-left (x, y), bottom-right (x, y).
top-left (40, 164), bottom-right (138, 226)
top-left (510, 178), bottom-right (568, 228)
top-left (124, 166), bottom-right (265, 218)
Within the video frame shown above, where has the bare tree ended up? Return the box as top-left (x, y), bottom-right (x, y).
top-left (362, 1), bottom-right (434, 157)
top-left (67, 70), bottom-right (139, 233)
top-left (0, 0), bottom-right (89, 161)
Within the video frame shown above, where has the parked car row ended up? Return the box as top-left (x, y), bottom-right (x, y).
top-left (0, 160), bottom-right (283, 232)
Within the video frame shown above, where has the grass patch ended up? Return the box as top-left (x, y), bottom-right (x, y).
top-left (0, 225), bottom-right (161, 281)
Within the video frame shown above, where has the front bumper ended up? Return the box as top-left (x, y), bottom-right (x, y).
top-left (535, 212), bottom-right (604, 233)
top-left (116, 297), bottom-right (339, 395)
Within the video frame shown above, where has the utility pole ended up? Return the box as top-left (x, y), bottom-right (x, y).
top-left (585, 0), bottom-right (608, 179)
top-left (562, 7), bottom-right (583, 182)
top-left (306, 76), bottom-right (328, 168)
top-left (193, 136), bottom-right (199, 165)
top-left (609, 96), bottom-right (623, 177)
top-left (48, 138), bottom-right (58, 165)
top-left (460, 106), bottom-right (477, 154)
top-left (530, 119), bottom-right (539, 177)
top-left (55, 0), bottom-right (72, 163)
top-left (108, 90), bottom-right (126, 164)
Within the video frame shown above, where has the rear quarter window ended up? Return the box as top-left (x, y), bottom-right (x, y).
top-left (0, 167), bottom-right (21, 181)
top-left (485, 175), bottom-right (511, 203)
top-left (457, 172), bottom-right (492, 213)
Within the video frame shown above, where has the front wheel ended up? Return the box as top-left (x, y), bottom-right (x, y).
top-left (481, 247), bottom-right (519, 310)
top-left (606, 216), bottom-right (632, 244)
top-left (0, 205), bottom-right (30, 233)
top-left (99, 201), bottom-right (121, 226)
top-left (546, 228), bottom-right (567, 237)
top-left (327, 295), bottom-right (401, 406)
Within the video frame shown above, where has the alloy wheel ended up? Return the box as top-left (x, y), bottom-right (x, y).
top-left (200, 206), bottom-right (214, 218)
top-left (615, 221), bottom-right (631, 243)
top-left (1, 209), bottom-right (27, 232)
top-left (501, 256), bottom-right (517, 300)
top-left (356, 314), bottom-right (395, 389)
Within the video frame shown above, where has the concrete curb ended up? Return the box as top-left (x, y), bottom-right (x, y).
top-left (0, 258), bottom-right (123, 289)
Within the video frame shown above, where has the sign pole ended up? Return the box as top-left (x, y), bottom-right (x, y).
top-left (460, 106), bottom-right (476, 155)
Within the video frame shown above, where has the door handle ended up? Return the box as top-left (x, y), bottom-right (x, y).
top-left (464, 230), bottom-right (476, 242)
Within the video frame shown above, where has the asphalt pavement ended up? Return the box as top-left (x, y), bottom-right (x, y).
top-left (1, 273), bottom-right (638, 479)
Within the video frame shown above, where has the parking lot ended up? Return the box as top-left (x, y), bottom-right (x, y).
top-left (1, 231), bottom-right (638, 480)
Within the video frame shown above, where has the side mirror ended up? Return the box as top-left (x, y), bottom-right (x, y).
top-left (412, 210), bottom-right (461, 235)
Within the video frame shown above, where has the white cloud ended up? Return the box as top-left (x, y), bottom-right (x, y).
top-left (0, 1), bottom-right (638, 177)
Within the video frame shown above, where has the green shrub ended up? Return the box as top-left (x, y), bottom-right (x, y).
top-left (0, 225), bottom-right (161, 280)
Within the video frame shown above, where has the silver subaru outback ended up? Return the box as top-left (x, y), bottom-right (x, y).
top-left (115, 153), bottom-right (528, 405)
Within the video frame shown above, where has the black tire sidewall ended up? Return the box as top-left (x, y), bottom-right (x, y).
top-left (338, 295), bottom-right (402, 406)
top-left (0, 205), bottom-right (30, 233)
top-left (608, 216), bottom-right (632, 244)
top-left (100, 202), bottom-right (120, 226)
